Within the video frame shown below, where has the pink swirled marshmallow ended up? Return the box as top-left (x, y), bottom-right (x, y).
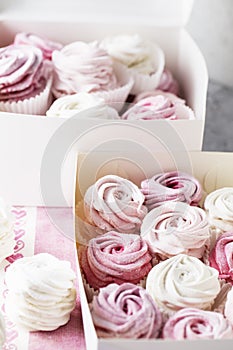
top-left (209, 232), bottom-right (233, 284)
top-left (91, 283), bottom-right (162, 338)
top-left (14, 32), bottom-right (63, 60)
top-left (84, 175), bottom-right (147, 234)
top-left (163, 308), bottom-right (233, 340)
top-left (122, 94), bottom-right (195, 120)
top-left (141, 171), bottom-right (202, 211)
top-left (79, 231), bottom-right (152, 289)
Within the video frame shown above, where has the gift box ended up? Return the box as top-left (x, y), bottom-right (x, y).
top-left (0, 0), bottom-right (208, 207)
top-left (75, 150), bottom-right (233, 350)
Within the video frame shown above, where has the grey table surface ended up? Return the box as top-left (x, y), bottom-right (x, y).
top-left (203, 81), bottom-right (233, 152)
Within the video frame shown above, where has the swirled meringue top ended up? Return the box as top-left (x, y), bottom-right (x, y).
top-left (163, 308), bottom-right (233, 340)
top-left (91, 283), bottom-right (162, 338)
top-left (146, 254), bottom-right (220, 313)
top-left (122, 94), bottom-right (195, 120)
top-left (79, 231), bottom-right (152, 289)
top-left (52, 41), bottom-right (118, 97)
top-left (204, 188), bottom-right (233, 232)
top-left (141, 171), bottom-right (203, 211)
top-left (84, 175), bottom-right (147, 234)
top-left (5, 253), bottom-right (76, 331)
top-left (46, 92), bottom-right (119, 119)
top-left (14, 32), bottom-right (63, 60)
top-left (0, 197), bottom-right (15, 264)
top-left (0, 45), bottom-right (50, 102)
top-left (209, 232), bottom-right (233, 284)
top-left (140, 202), bottom-right (210, 259)
top-left (100, 34), bottom-right (159, 75)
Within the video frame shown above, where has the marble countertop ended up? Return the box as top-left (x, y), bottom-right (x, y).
top-left (203, 81), bottom-right (233, 152)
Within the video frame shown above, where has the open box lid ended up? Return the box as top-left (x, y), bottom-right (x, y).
top-left (0, 0), bottom-right (194, 27)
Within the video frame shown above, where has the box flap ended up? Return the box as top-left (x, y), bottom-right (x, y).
top-left (0, 0), bottom-right (194, 27)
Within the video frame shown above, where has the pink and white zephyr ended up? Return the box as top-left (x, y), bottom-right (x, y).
top-left (163, 308), bottom-right (233, 340)
top-left (79, 231), bottom-right (152, 289)
top-left (52, 41), bottom-right (118, 97)
top-left (14, 32), bottom-right (63, 60)
top-left (141, 171), bottom-right (203, 211)
top-left (122, 93), bottom-right (195, 120)
top-left (140, 201), bottom-right (210, 259)
top-left (0, 45), bottom-right (50, 101)
top-left (84, 175), bottom-right (147, 234)
top-left (91, 283), bottom-right (162, 338)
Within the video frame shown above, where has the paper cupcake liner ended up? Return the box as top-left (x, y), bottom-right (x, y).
top-left (129, 44), bottom-right (165, 95)
top-left (0, 76), bottom-right (53, 116)
top-left (211, 280), bottom-right (232, 314)
top-left (93, 62), bottom-right (134, 112)
top-left (81, 273), bottom-right (99, 303)
top-left (175, 104), bottom-right (195, 120)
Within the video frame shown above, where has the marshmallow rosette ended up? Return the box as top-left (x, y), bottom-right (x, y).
top-left (79, 231), bottom-right (152, 290)
top-left (52, 41), bottom-right (133, 111)
top-left (84, 175), bottom-right (147, 234)
top-left (134, 89), bottom-right (185, 105)
top-left (205, 188), bottom-right (233, 233)
top-left (209, 232), bottom-right (233, 284)
top-left (141, 171), bottom-right (202, 210)
top-left (140, 202), bottom-right (210, 259)
top-left (46, 92), bottom-right (119, 119)
top-left (14, 32), bottom-right (63, 60)
top-left (5, 253), bottom-right (76, 331)
top-left (91, 283), bottom-right (162, 338)
top-left (0, 312), bottom-right (5, 347)
top-left (122, 94), bottom-right (195, 120)
top-left (157, 68), bottom-right (179, 95)
top-left (100, 34), bottom-right (165, 94)
top-left (0, 45), bottom-right (53, 114)
top-left (146, 254), bottom-right (220, 313)
top-left (0, 197), bottom-right (15, 264)
top-left (163, 308), bottom-right (233, 340)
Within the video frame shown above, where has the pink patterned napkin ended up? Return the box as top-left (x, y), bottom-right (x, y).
top-left (0, 207), bottom-right (85, 350)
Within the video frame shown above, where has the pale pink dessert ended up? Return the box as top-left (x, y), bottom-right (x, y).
top-left (157, 69), bottom-right (179, 95)
top-left (14, 32), bottom-right (63, 60)
top-left (79, 231), bottom-right (152, 289)
top-left (52, 41), bottom-right (118, 97)
top-left (134, 89), bottom-right (184, 104)
top-left (163, 308), bottom-right (233, 340)
top-left (0, 45), bottom-right (51, 102)
top-left (140, 202), bottom-right (210, 259)
top-left (122, 94), bottom-right (195, 120)
top-left (91, 283), bottom-right (162, 338)
top-left (84, 175), bottom-right (147, 234)
top-left (209, 232), bottom-right (233, 284)
top-left (141, 171), bottom-right (202, 211)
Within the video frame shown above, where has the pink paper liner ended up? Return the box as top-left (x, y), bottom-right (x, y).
top-left (129, 44), bottom-right (165, 95)
top-left (93, 62), bottom-right (134, 112)
top-left (0, 76), bottom-right (53, 116)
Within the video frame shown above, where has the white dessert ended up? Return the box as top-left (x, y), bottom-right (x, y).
top-left (46, 92), bottom-right (119, 119)
top-left (0, 197), bottom-right (15, 264)
top-left (5, 253), bottom-right (76, 331)
top-left (146, 254), bottom-right (220, 313)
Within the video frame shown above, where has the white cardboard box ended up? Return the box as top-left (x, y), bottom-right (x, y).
top-left (75, 150), bottom-right (233, 350)
top-left (0, 0), bottom-right (208, 207)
